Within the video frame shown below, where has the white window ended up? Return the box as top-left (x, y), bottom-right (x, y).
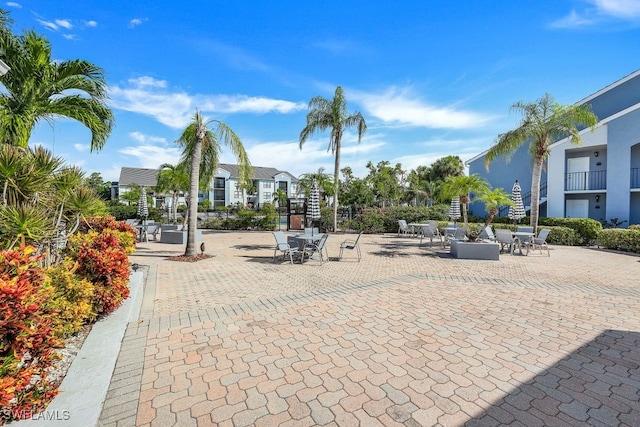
top-left (263, 181), bottom-right (272, 189)
top-left (233, 191), bottom-right (242, 199)
top-left (263, 192), bottom-right (272, 200)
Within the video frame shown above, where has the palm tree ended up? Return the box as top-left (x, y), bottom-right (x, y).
top-left (300, 86), bottom-right (367, 232)
top-left (298, 167), bottom-right (333, 201)
top-left (475, 188), bottom-right (514, 226)
top-left (0, 29), bottom-right (113, 149)
top-left (156, 163), bottom-right (189, 223)
top-left (485, 93), bottom-right (598, 232)
top-left (441, 174), bottom-right (490, 226)
top-left (177, 110), bottom-right (251, 257)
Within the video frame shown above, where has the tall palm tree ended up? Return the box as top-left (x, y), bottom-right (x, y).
top-left (441, 174), bottom-right (490, 226)
top-left (485, 93), bottom-right (598, 232)
top-left (300, 86), bottom-right (366, 232)
top-left (0, 29), bottom-right (113, 149)
top-left (177, 110), bottom-right (251, 257)
top-left (298, 167), bottom-right (333, 201)
top-left (156, 163), bottom-right (189, 223)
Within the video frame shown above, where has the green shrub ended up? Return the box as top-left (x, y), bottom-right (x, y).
top-left (597, 229), bottom-right (640, 253)
top-left (538, 217), bottom-right (602, 245)
top-left (546, 226), bottom-right (581, 246)
top-left (629, 224), bottom-right (640, 230)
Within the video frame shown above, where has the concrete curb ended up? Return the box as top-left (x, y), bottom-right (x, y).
top-left (15, 271), bottom-right (144, 427)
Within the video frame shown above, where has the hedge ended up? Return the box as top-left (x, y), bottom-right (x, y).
top-left (597, 229), bottom-right (640, 253)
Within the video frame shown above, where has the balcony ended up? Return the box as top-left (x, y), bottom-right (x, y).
top-left (565, 170), bottom-right (607, 191)
top-left (632, 168), bottom-right (640, 189)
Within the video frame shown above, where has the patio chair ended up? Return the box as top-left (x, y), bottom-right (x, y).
top-left (516, 226), bottom-right (534, 233)
top-left (145, 224), bottom-right (161, 241)
top-left (304, 227), bottom-right (320, 236)
top-left (529, 228), bottom-right (551, 256)
top-left (339, 231), bottom-right (363, 262)
top-left (272, 231), bottom-right (299, 264)
top-left (495, 228), bottom-right (517, 254)
top-left (480, 225), bottom-right (496, 242)
top-left (419, 225), bottom-right (444, 248)
top-left (397, 220), bottom-right (411, 236)
top-left (303, 233), bottom-right (329, 265)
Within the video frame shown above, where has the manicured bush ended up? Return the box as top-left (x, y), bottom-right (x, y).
top-left (597, 229), bottom-right (640, 253)
top-left (347, 205), bottom-right (450, 233)
top-left (0, 247), bottom-right (59, 422)
top-left (538, 217), bottom-right (602, 245)
top-left (546, 226), bottom-right (581, 246)
top-left (45, 260), bottom-right (96, 338)
top-left (629, 224), bottom-right (640, 230)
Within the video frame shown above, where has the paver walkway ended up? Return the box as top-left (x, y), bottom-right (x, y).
top-left (98, 230), bottom-right (640, 426)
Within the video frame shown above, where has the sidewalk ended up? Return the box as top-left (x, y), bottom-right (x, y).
top-left (60, 230), bottom-right (640, 425)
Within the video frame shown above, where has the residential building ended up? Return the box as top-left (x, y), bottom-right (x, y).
top-left (116, 164), bottom-right (299, 210)
top-left (467, 70), bottom-right (640, 226)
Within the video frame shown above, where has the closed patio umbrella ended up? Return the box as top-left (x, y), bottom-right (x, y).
top-left (449, 196), bottom-right (461, 222)
top-left (508, 180), bottom-right (526, 223)
top-left (308, 180), bottom-right (321, 225)
top-left (137, 186), bottom-right (149, 221)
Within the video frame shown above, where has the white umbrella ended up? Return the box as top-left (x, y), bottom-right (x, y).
top-left (449, 196), bottom-right (461, 221)
top-left (308, 180), bottom-right (321, 222)
top-left (508, 180), bottom-right (526, 223)
top-left (137, 187), bottom-right (149, 220)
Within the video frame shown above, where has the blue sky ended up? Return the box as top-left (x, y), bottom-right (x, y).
top-left (3, 0), bottom-right (640, 182)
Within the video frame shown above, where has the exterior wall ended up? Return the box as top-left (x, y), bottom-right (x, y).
top-left (630, 193), bottom-right (640, 226)
top-left (606, 109), bottom-right (640, 223)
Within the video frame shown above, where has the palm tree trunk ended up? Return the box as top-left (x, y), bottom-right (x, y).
top-left (185, 134), bottom-right (203, 256)
top-left (530, 156), bottom-right (544, 234)
top-left (332, 137), bottom-right (341, 233)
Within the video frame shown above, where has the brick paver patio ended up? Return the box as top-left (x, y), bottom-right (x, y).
top-left (98, 230), bottom-right (640, 426)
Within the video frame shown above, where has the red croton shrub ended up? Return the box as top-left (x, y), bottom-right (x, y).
top-left (65, 217), bottom-right (135, 316)
top-left (0, 247), bottom-right (59, 423)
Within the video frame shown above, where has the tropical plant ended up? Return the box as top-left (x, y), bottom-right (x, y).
top-left (429, 155), bottom-right (464, 181)
top-left (298, 167), bottom-right (333, 200)
top-left (441, 174), bottom-right (490, 226)
top-left (366, 161), bottom-right (405, 207)
top-left (299, 86), bottom-right (367, 232)
top-left (474, 187), bottom-right (514, 226)
top-left (0, 27), bottom-right (113, 149)
top-left (485, 93), bottom-right (598, 232)
top-left (156, 163), bottom-right (189, 223)
top-left (176, 110), bottom-right (252, 257)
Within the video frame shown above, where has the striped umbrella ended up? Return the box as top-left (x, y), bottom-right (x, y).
top-left (308, 180), bottom-right (321, 221)
top-left (449, 196), bottom-right (461, 221)
top-left (508, 180), bottom-right (526, 222)
top-left (137, 186), bottom-right (149, 219)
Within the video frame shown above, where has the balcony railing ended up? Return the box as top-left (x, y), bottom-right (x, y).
top-left (565, 170), bottom-right (606, 191)
top-left (632, 168), bottom-right (640, 189)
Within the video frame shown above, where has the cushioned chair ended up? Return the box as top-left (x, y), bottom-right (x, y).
top-left (339, 231), bottom-right (363, 262)
top-left (272, 231), bottom-right (299, 264)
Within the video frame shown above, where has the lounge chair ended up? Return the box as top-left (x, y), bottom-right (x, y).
top-left (339, 231), bottom-right (363, 262)
top-left (480, 226), bottom-right (496, 242)
top-left (272, 231), bottom-right (299, 264)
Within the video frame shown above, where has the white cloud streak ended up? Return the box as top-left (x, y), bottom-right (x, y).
top-left (350, 87), bottom-right (494, 129)
top-left (108, 76), bottom-right (306, 129)
top-left (551, 0), bottom-right (640, 28)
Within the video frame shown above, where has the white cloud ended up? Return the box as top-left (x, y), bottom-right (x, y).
top-left (85, 20), bottom-right (98, 28)
top-left (63, 34), bottom-right (77, 40)
top-left (55, 19), bottom-right (72, 29)
top-left (551, 0), bottom-right (640, 28)
top-left (108, 77), bottom-right (306, 129)
top-left (129, 18), bottom-right (147, 28)
top-left (350, 87), bottom-right (494, 129)
top-left (118, 145), bottom-right (183, 169)
top-left (128, 131), bottom-right (168, 144)
top-left (74, 143), bottom-right (89, 152)
top-left (37, 19), bottom-right (58, 31)
top-left (5, 2), bottom-right (21, 8)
